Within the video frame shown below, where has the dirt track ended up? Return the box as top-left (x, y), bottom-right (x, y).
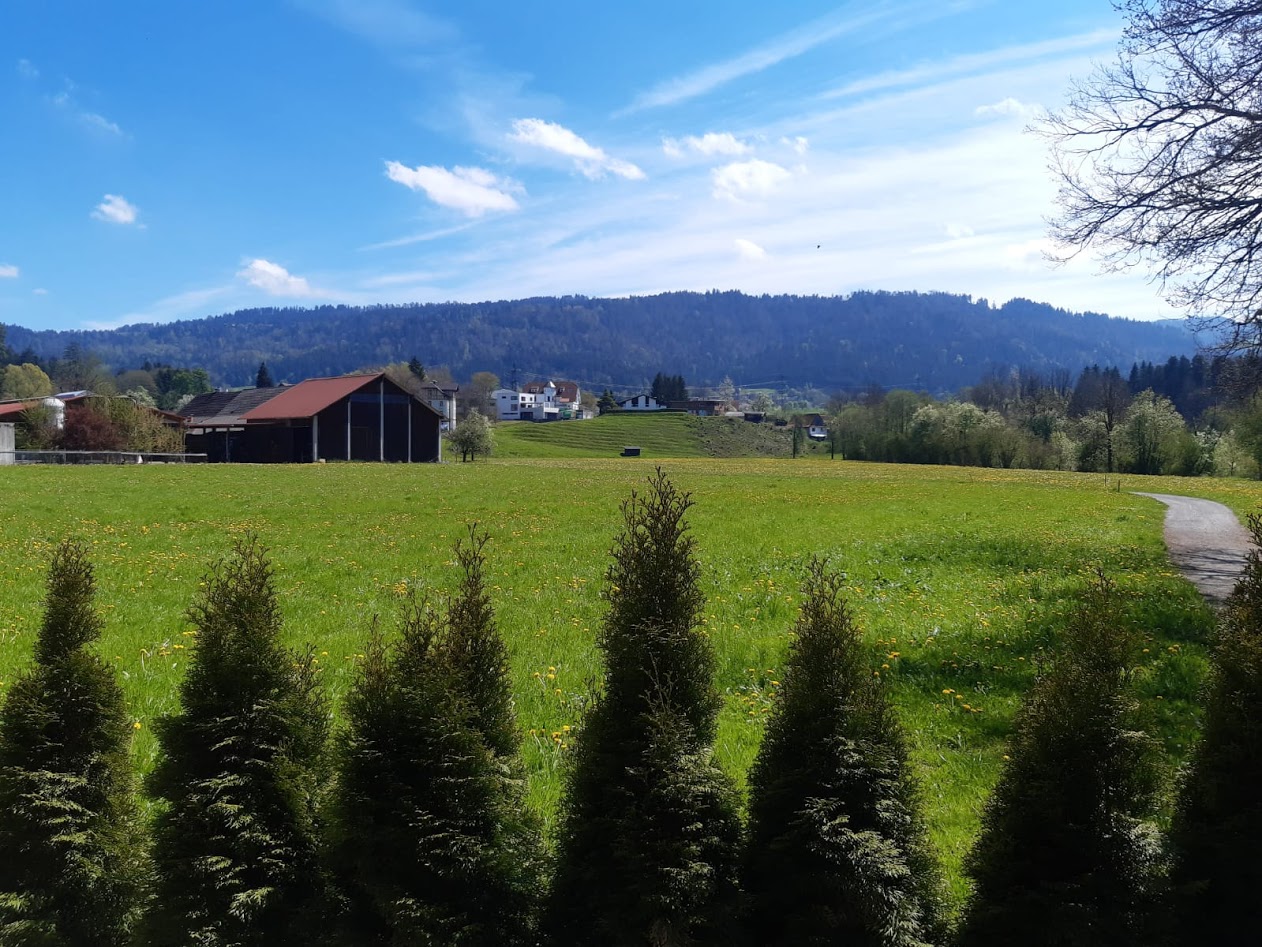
top-left (1134, 493), bottom-right (1255, 605)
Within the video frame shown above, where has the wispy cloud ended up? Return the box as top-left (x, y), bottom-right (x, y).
top-left (16, 59), bottom-right (38, 80)
top-left (712, 159), bottom-right (793, 201)
top-left (52, 89), bottom-right (125, 137)
top-left (91, 194), bottom-right (140, 225)
top-left (735, 238), bottom-right (767, 261)
top-left (32, 288), bottom-right (48, 296)
top-left (621, 0), bottom-right (946, 114)
top-left (510, 118), bottom-right (644, 180)
top-left (360, 221), bottom-right (480, 251)
top-left (0, 264), bottom-right (19, 278)
top-left (237, 259), bottom-right (314, 297)
top-left (88, 285), bottom-right (235, 329)
top-left (663, 132), bottom-right (750, 157)
top-left (385, 161), bottom-right (523, 216)
top-left (292, 0), bottom-right (457, 47)
top-left (975, 97), bottom-right (1040, 119)
top-left (823, 29), bottom-right (1115, 101)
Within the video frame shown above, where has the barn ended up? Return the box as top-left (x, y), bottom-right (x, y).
top-left (183, 372), bottom-right (442, 463)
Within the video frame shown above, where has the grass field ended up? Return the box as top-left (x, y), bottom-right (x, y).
top-left (1, 457), bottom-right (1258, 908)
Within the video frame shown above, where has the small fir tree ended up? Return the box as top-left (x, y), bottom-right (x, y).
top-left (956, 576), bottom-right (1160, 947)
top-left (1167, 513), bottom-right (1262, 945)
top-left (327, 547), bottom-right (541, 946)
top-left (256, 361), bottom-right (274, 388)
top-left (408, 357), bottom-right (425, 381)
top-left (0, 540), bottom-right (145, 946)
top-left (743, 559), bottom-right (945, 947)
top-left (144, 536), bottom-right (329, 946)
top-left (547, 469), bottom-right (743, 946)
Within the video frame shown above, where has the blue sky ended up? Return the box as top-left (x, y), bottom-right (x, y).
top-left (1, 0), bottom-right (1174, 332)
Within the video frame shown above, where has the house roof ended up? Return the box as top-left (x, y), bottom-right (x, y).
top-left (183, 387), bottom-right (288, 427)
top-left (417, 381), bottom-right (458, 396)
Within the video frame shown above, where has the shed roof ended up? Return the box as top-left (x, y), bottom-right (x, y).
top-left (241, 374), bottom-right (384, 422)
top-left (0, 401), bottom-right (36, 419)
top-left (183, 387), bottom-right (288, 427)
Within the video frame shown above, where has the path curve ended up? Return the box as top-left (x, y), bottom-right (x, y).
top-left (1134, 493), bottom-right (1255, 605)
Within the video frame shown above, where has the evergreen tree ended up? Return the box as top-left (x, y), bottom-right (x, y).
top-left (256, 361), bottom-right (274, 388)
top-left (547, 469), bottom-right (742, 946)
top-left (1167, 513), bottom-right (1262, 945)
top-left (144, 536), bottom-right (329, 946)
top-left (408, 356), bottom-right (425, 381)
top-left (956, 577), bottom-right (1159, 947)
top-left (327, 534), bottom-right (541, 945)
top-left (744, 559), bottom-right (944, 947)
top-left (0, 540), bottom-right (145, 946)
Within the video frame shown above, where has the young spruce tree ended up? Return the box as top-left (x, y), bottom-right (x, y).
top-left (1166, 513), bottom-right (1262, 945)
top-left (327, 529), bottom-right (541, 946)
top-left (955, 576), bottom-right (1159, 947)
top-left (547, 469), bottom-right (743, 947)
top-left (0, 539), bottom-right (144, 946)
top-left (144, 535), bottom-right (329, 946)
top-left (744, 558), bottom-right (944, 947)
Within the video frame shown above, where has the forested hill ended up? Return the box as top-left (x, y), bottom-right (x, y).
top-left (4, 291), bottom-right (1196, 391)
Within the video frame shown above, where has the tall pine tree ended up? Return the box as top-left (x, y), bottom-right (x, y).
top-left (1167, 513), bottom-right (1262, 945)
top-left (744, 559), bottom-right (944, 947)
top-left (327, 531), bottom-right (541, 945)
top-left (0, 540), bottom-right (145, 946)
top-left (144, 536), bottom-right (329, 946)
top-left (956, 576), bottom-right (1159, 947)
top-left (547, 469), bottom-right (742, 946)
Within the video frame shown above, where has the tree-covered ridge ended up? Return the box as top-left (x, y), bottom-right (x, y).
top-left (2, 291), bottom-right (1195, 392)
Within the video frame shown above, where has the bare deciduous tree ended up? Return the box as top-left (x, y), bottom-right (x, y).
top-left (1044, 1), bottom-right (1262, 349)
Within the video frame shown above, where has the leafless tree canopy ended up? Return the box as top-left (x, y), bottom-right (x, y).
top-left (1044, 1), bottom-right (1262, 349)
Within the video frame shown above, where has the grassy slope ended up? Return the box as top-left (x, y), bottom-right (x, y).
top-left (0, 459), bottom-right (1257, 907)
top-left (493, 411), bottom-right (800, 459)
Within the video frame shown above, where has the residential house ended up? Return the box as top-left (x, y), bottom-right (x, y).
top-left (804, 413), bottom-right (828, 440)
top-left (494, 379), bottom-right (586, 421)
top-left (183, 372), bottom-right (442, 462)
top-left (618, 394), bottom-right (665, 411)
top-left (416, 380), bottom-right (458, 430)
top-left (667, 398), bottom-right (730, 417)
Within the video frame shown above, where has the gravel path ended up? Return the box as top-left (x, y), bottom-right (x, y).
top-left (1134, 493), bottom-right (1255, 605)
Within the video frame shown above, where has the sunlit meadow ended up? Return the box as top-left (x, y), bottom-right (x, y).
top-left (1, 458), bottom-right (1257, 906)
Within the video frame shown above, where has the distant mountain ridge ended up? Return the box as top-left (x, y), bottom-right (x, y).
top-left (3, 290), bottom-right (1197, 392)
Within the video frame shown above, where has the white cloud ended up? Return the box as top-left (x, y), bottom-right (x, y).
top-left (386, 161), bottom-right (522, 216)
top-left (91, 194), bottom-right (139, 225)
top-left (294, 0), bottom-right (457, 48)
top-left (32, 288), bottom-right (48, 295)
top-left (622, 0), bottom-right (948, 113)
top-left (712, 159), bottom-right (792, 201)
top-left (974, 97), bottom-right (1040, 119)
top-left (662, 132), bottom-right (750, 157)
top-left (81, 112), bottom-right (124, 135)
top-left (510, 118), bottom-right (644, 180)
top-left (735, 238), bottom-right (767, 261)
top-left (237, 259), bottom-right (314, 297)
top-left (17, 59), bottom-right (38, 80)
top-left (782, 136), bottom-right (810, 155)
top-left (945, 223), bottom-right (975, 239)
top-left (0, 264), bottom-right (18, 279)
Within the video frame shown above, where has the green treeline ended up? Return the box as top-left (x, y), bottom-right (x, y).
top-left (831, 357), bottom-right (1262, 477)
top-left (1, 472), bottom-right (1260, 945)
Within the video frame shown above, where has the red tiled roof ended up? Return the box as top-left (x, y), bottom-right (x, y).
top-left (241, 373), bottom-right (385, 422)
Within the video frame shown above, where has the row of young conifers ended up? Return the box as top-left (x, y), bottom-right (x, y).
top-left (0, 470), bottom-right (1258, 946)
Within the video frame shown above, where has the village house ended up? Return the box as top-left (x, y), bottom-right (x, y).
top-left (493, 379), bottom-right (586, 421)
top-left (416, 380), bottom-right (458, 430)
top-left (618, 394), bottom-right (666, 411)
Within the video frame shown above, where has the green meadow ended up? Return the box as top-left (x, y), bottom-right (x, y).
top-left (1, 457), bottom-right (1258, 906)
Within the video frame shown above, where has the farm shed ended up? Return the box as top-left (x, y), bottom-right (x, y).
top-left (186, 373), bottom-right (442, 463)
